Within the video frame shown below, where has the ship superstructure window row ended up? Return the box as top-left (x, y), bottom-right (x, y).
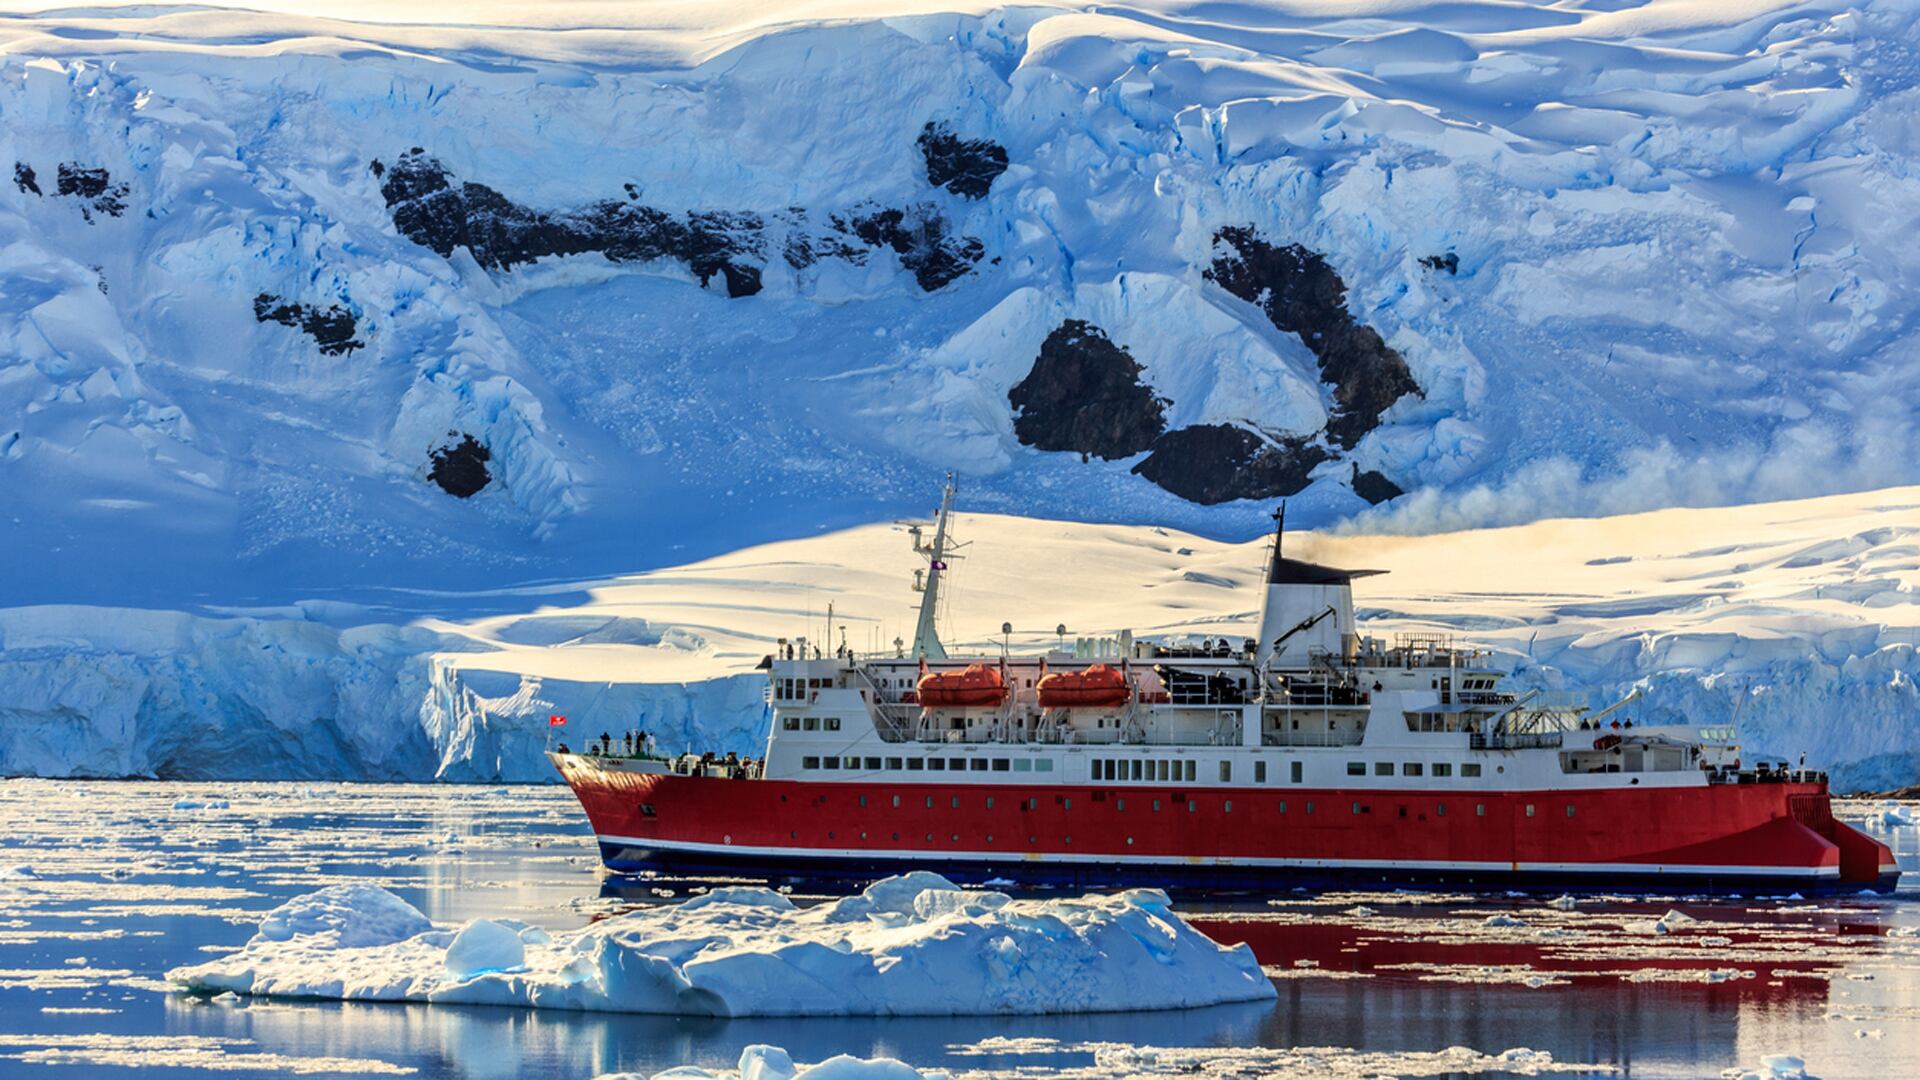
top-left (1090, 758), bottom-right (1198, 783)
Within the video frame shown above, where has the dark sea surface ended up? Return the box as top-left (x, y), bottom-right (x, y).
top-left (0, 781), bottom-right (1914, 1079)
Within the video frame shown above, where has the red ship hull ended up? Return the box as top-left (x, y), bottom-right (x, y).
top-left (556, 759), bottom-right (1899, 893)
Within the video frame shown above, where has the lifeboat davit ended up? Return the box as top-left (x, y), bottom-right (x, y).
top-left (1036, 664), bottom-right (1131, 709)
top-left (916, 664), bottom-right (1008, 708)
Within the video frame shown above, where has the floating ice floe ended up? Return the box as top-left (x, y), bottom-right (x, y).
top-left (608, 1045), bottom-right (949, 1080)
top-left (168, 872), bottom-right (1276, 1016)
top-left (1, 865), bottom-right (37, 880)
top-left (1724, 1054), bottom-right (1819, 1080)
top-left (1875, 802), bottom-right (1915, 826)
top-left (171, 799), bottom-right (229, 811)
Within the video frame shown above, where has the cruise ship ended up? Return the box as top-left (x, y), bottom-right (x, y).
top-left (553, 482), bottom-right (1899, 893)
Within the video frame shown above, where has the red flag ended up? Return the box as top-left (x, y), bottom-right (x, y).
top-left (548, 714), bottom-right (567, 727)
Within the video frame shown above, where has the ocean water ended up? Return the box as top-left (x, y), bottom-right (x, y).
top-left (0, 780), bottom-right (1914, 1079)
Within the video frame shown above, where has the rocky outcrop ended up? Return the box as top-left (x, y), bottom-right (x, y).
top-left (253, 293), bottom-right (364, 356)
top-left (376, 150), bottom-right (984, 296)
top-left (32, 163), bottom-right (129, 221)
top-left (1206, 227), bottom-right (1421, 449)
top-left (839, 207), bottom-right (985, 292)
top-left (427, 434), bottom-right (491, 498)
top-left (1351, 466), bottom-right (1405, 505)
top-left (375, 150), bottom-right (765, 297)
top-left (1420, 252), bottom-right (1459, 275)
top-left (1132, 425), bottom-right (1328, 505)
top-left (1008, 321), bottom-right (1166, 459)
top-left (917, 122), bottom-right (1008, 199)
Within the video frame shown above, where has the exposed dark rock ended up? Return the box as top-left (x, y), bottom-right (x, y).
top-left (1421, 252), bottom-right (1459, 275)
top-left (14, 163), bottom-right (39, 196)
top-left (1008, 320), bottom-right (1166, 460)
top-left (1351, 466), bottom-right (1405, 505)
top-left (428, 433), bottom-right (491, 498)
top-left (917, 121), bottom-right (1008, 199)
top-left (1206, 227), bottom-right (1421, 449)
top-left (369, 159), bottom-right (386, 178)
top-left (53, 163), bottom-right (128, 221)
top-left (1132, 425), bottom-right (1328, 505)
top-left (253, 293), bottom-right (365, 356)
top-left (840, 207), bottom-right (984, 291)
top-left (378, 150), bottom-right (982, 295)
top-left (377, 150), bottom-right (765, 297)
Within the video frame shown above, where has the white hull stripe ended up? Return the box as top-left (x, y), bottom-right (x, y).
top-left (595, 834), bottom-right (1843, 879)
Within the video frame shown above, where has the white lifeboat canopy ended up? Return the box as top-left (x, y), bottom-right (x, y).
top-left (1254, 506), bottom-right (1384, 669)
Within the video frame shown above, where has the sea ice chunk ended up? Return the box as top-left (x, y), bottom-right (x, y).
top-left (444, 919), bottom-right (526, 979)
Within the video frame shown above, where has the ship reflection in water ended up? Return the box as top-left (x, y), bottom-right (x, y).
top-left (0, 781), bottom-right (1914, 1080)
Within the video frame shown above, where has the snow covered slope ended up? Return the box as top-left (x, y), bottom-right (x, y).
top-left (4, 1), bottom-right (1920, 608)
top-left (4, 485), bottom-right (1919, 788)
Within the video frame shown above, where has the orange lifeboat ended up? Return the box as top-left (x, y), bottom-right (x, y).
top-left (916, 663), bottom-right (1008, 708)
top-left (1036, 664), bottom-right (1131, 709)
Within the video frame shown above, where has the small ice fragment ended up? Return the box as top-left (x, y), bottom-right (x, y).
top-left (444, 919), bottom-right (526, 980)
top-left (1547, 895), bottom-right (1579, 911)
top-left (1483, 914), bottom-right (1526, 928)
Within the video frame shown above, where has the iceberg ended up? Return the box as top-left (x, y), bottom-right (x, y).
top-left (167, 873), bottom-right (1277, 1016)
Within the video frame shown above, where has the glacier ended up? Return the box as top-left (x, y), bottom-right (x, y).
top-left (2, 0), bottom-right (1919, 610)
top-left (4, 486), bottom-right (1919, 789)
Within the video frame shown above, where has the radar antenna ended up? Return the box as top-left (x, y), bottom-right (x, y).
top-left (910, 474), bottom-right (958, 660)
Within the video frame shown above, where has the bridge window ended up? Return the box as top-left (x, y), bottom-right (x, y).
top-left (1402, 763), bottom-right (1423, 777)
top-left (1374, 762), bottom-right (1393, 777)
top-left (1433, 763), bottom-right (1452, 778)
top-left (1347, 762), bottom-right (1365, 776)
top-left (802, 756), bottom-right (819, 769)
top-left (1461, 763), bottom-right (1482, 778)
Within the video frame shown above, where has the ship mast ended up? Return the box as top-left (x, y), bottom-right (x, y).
top-left (910, 474), bottom-right (957, 660)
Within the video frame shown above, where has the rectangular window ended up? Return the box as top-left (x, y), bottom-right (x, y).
top-left (1012, 759), bottom-right (1031, 772)
top-left (783, 717), bottom-right (800, 731)
top-left (865, 757), bottom-right (882, 770)
top-left (1403, 763), bottom-right (1423, 777)
top-left (1063, 798), bottom-right (1072, 810)
top-left (1432, 763), bottom-right (1453, 778)
top-left (1437, 803), bottom-right (1446, 816)
top-left (825, 718), bottom-right (841, 731)
top-left (927, 758), bottom-right (944, 771)
top-left (992, 758), bottom-right (1010, 772)
top-left (1476, 803), bottom-right (1485, 817)
top-left (1306, 801), bottom-right (1315, 814)
top-left (858, 795), bottom-right (867, 807)
top-left (906, 758), bottom-right (924, 771)
top-left (1152, 799), bottom-right (1161, 812)
top-left (951, 797), bottom-right (961, 809)
top-left (1347, 762), bottom-right (1366, 776)
top-left (886, 757), bottom-right (902, 770)
top-left (1352, 801), bottom-right (1363, 815)
top-left (803, 717), bottom-right (819, 731)
top-left (1462, 763), bottom-right (1482, 778)
top-left (970, 758), bottom-right (988, 772)
top-left (1116, 799), bottom-right (1125, 811)
top-left (892, 795), bottom-right (901, 807)
top-left (1291, 761), bottom-right (1303, 783)
top-left (1278, 800), bottom-right (1287, 814)
top-left (1218, 761), bottom-right (1232, 783)
top-left (1132, 760), bottom-right (1144, 781)
top-left (1255, 761), bottom-right (1267, 783)
top-left (1187, 800), bottom-right (1197, 813)
top-left (1224, 800), bottom-right (1233, 813)
top-left (985, 797), bottom-right (994, 809)
top-left (1035, 759), bottom-right (1054, 773)
top-left (1566, 805), bottom-right (1576, 818)
top-left (802, 756), bottom-right (819, 769)
top-left (1374, 762), bottom-right (1393, 776)
top-left (844, 757), bottom-right (859, 770)
top-left (1185, 760), bottom-right (1197, 782)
